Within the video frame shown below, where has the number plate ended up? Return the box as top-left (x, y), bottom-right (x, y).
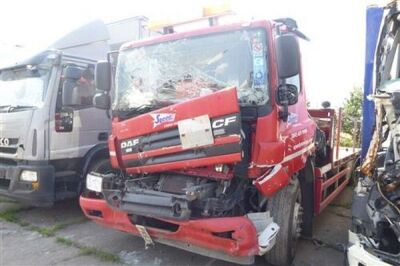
top-left (86, 174), bottom-right (102, 192)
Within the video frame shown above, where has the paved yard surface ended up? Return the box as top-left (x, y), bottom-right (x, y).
top-left (0, 188), bottom-right (352, 266)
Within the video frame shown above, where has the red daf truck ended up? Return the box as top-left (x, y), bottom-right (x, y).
top-left (79, 12), bottom-right (359, 265)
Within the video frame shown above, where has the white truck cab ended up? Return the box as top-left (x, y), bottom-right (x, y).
top-left (0, 18), bottom-right (149, 206)
top-left (0, 49), bottom-right (111, 206)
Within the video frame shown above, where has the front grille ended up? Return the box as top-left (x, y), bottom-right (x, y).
top-left (0, 138), bottom-right (19, 154)
top-left (0, 158), bottom-right (17, 166)
top-left (7, 138), bottom-right (19, 145)
top-left (119, 114), bottom-right (241, 155)
top-left (124, 142), bottom-right (241, 168)
top-left (120, 128), bottom-right (180, 155)
top-left (119, 113), bottom-right (242, 171)
top-left (0, 147), bottom-right (18, 154)
top-left (0, 179), bottom-right (10, 189)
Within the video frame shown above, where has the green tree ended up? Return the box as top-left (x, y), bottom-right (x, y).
top-left (342, 87), bottom-right (363, 147)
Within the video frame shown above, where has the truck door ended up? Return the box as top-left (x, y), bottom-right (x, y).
top-left (49, 63), bottom-right (110, 161)
top-left (279, 74), bottom-right (315, 172)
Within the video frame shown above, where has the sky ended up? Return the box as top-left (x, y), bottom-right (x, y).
top-left (0, 0), bottom-right (369, 107)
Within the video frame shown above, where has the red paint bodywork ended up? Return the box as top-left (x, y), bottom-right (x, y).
top-left (80, 197), bottom-right (259, 257)
top-left (114, 88), bottom-right (242, 174)
top-left (254, 165), bottom-right (290, 197)
top-left (108, 19), bottom-right (317, 182)
top-left (80, 19), bottom-right (358, 262)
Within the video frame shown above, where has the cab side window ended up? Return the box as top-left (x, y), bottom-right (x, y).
top-left (70, 68), bottom-right (95, 106)
top-left (56, 64), bottom-right (95, 111)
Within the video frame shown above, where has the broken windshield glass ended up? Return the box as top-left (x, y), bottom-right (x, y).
top-left (114, 28), bottom-right (268, 112)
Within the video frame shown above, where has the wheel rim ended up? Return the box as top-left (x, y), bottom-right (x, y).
top-left (291, 190), bottom-right (303, 257)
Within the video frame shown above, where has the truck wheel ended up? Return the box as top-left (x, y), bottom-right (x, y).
top-left (89, 158), bottom-right (113, 174)
top-left (265, 178), bottom-right (302, 266)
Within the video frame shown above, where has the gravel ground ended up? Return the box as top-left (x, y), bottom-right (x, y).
top-left (0, 187), bottom-right (353, 266)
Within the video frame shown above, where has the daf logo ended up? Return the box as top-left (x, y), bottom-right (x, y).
top-left (212, 116), bottom-right (237, 129)
top-left (121, 138), bottom-right (139, 149)
top-left (0, 138), bottom-right (10, 147)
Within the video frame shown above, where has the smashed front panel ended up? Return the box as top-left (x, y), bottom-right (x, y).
top-left (114, 87), bottom-right (242, 174)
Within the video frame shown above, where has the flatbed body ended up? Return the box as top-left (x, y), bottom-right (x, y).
top-left (309, 108), bottom-right (359, 214)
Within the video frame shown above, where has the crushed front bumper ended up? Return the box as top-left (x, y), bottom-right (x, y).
top-left (80, 196), bottom-right (264, 265)
top-left (0, 161), bottom-right (55, 206)
top-left (348, 231), bottom-right (391, 266)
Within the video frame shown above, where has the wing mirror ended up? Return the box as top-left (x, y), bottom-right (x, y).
top-left (95, 61), bottom-right (111, 92)
top-left (275, 34), bottom-right (300, 79)
top-left (276, 84), bottom-right (299, 106)
top-left (276, 84), bottom-right (299, 122)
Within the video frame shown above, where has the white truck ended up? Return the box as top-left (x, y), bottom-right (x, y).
top-left (0, 18), bottom-right (148, 206)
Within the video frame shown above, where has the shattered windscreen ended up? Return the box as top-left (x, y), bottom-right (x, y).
top-left (114, 28), bottom-right (268, 112)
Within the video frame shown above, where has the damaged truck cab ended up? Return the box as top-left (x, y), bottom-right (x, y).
top-left (80, 15), bottom-right (358, 265)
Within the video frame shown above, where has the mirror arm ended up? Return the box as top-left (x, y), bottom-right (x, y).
top-left (279, 101), bottom-right (289, 122)
top-left (277, 83), bottom-right (289, 122)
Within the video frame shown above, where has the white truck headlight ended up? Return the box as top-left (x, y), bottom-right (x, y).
top-left (20, 170), bottom-right (38, 182)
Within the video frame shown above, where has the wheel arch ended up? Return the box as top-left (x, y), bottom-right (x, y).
top-left (80, 143), bottom-right (109, 179)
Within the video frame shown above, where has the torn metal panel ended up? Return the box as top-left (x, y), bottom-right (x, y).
top-left (352, 4), bottom-right (400, 265)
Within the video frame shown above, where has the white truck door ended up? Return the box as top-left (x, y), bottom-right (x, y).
top-left (49, 65), bottom-right (110, 160)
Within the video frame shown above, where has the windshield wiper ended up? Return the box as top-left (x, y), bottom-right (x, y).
top-left (0, 105), bottom-right (12, 112)
top-left (116, 104), bottom-right (160, 120)
top-left (0, 105), bottom-right (36, 113)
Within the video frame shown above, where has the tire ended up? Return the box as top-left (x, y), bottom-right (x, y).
top-left (89, 158), bottom-right (113, 174)
top-left (298, 159), bottom-right (314, 238)
top-left (265, 178), bottom-right (302, 266)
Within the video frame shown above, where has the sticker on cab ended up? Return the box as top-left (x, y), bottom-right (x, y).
top-left (151, 113), bottom-right (175, 128)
